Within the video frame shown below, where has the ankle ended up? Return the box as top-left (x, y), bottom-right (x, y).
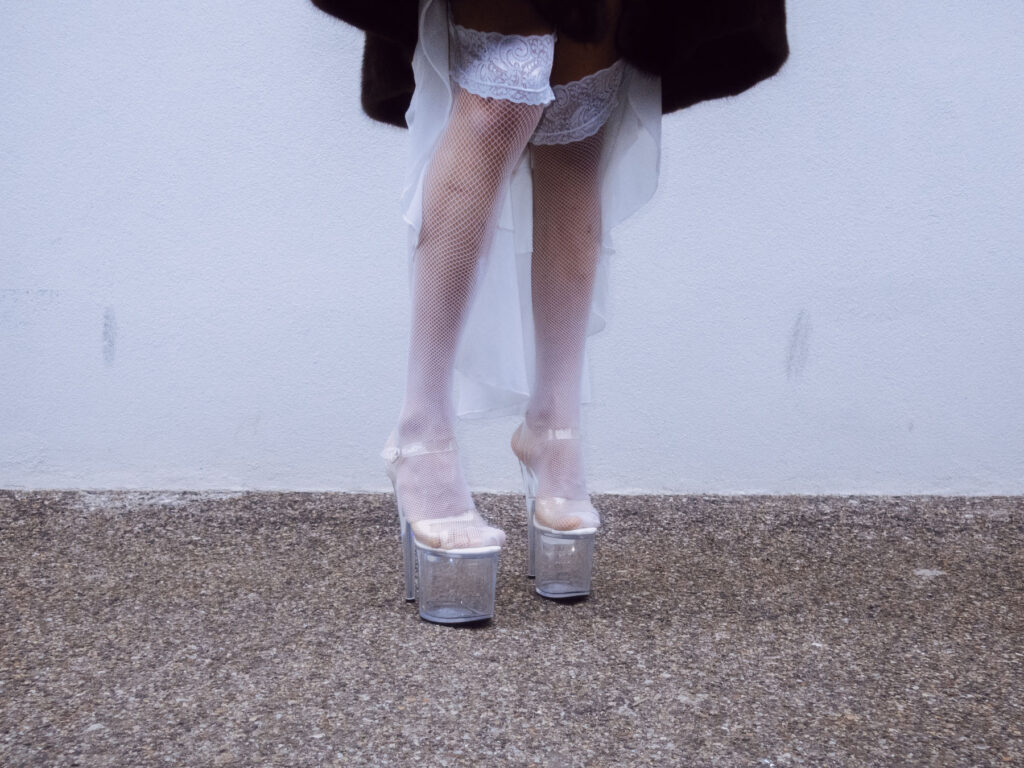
top-left (396, 410), bottom-right (456, 445)
top-left (524, 403), bottom-right (580, 432)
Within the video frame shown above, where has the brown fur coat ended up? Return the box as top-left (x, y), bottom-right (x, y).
top-left (310, 0), bottom-right (789, 128)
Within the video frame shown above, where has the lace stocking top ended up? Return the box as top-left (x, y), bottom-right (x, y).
top-left (530, 59), bottom-right (626, 145)
top-left (448, 22), bottom-right (556, 106)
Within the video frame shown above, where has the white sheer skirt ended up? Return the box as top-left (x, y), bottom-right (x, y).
top-left (400, 0), bottom-right (662, 420)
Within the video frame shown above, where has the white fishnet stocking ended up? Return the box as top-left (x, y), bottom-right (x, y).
top-left (391, 80), bottom-right (547, 548)
top-left (514, 73), bottom-right (618, 524)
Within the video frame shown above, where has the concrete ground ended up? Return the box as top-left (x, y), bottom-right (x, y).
top-left (1, 490), bottom-right (1021, 767)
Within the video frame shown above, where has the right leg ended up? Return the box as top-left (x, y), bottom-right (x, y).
top-left (513, 0), bottom-right (623, 526)
top-left (389, 0), bottom-right (555, 547)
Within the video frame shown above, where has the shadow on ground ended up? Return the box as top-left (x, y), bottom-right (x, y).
top-left (1, 491), bottom-right (1022, 766)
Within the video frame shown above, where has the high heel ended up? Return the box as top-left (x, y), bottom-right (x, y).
top-left (381, 430), bottom-right (503, 624)
top-left (511, 421), bottom-right (599, 599)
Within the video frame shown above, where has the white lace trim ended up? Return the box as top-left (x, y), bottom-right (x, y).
top-left (448, 22), bottom-right (556, 106)
top-left (530, 59), bottom-right (626, 145)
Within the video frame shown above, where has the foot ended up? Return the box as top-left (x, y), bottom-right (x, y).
top-left (382, 428), bottom-right (506, 550)
top-left (510, 418), bottom-right (600, 531)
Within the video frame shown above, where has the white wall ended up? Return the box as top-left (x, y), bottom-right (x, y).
top-left (2, 1), bottom-right (1022, 494)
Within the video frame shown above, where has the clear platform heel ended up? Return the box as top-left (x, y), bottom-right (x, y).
top-left (381, 432), bottom-right (503, 624)
top-left (512, 422), bottom-right (600, 599)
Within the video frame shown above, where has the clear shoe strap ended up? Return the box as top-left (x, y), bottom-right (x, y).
top-left (380, 436), bottom-right (457, 464)
top-left (524, 424), bottom-right (582, 442)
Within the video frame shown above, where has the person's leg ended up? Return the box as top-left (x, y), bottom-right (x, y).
top-left (390, 0), bottom-right (555, 548)
top-left (513, 0), bottom-right (623, 512)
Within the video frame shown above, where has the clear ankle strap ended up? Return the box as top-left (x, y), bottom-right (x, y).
top-left (380, 436), bottom-right (457, 464)
top-left (522, 422), bottom-right (581, 441)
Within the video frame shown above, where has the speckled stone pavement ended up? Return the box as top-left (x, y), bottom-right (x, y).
top-left (1, 491), bottom-right (1021, 767)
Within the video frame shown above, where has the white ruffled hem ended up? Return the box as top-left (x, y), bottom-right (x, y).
top-left (400, 0), bottom-right (662, 420)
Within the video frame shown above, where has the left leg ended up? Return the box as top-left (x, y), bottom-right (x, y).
top-left (513, 0), bottom-right (623, 513)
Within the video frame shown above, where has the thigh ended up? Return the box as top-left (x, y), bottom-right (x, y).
top-left (449, 0), bottom-right (553, 35)
top-left (549, 0), bottom-right (621, 85)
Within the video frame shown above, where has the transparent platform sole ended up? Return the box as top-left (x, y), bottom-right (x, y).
top-left (409, 530), bottom-right (500, 623)
top-left (518, 459), bottom-right (597, 599)
top-left (393, 500), bottom-right (499, 624)
top-left (530, 523), bottom-right (596, 598)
